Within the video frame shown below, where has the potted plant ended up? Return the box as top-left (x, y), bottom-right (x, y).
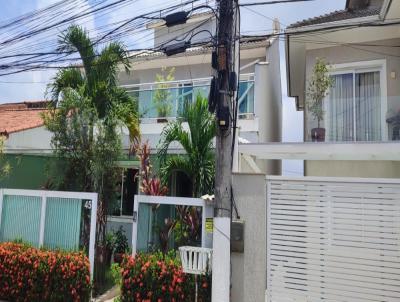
top-left (306, 58), bottom-right (333, 142)
top-left (153, 67), bottom-right (175, 123)
top-left (113, 226), bottom-right (129, 264)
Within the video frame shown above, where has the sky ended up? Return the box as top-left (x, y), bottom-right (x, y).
top-left (0, 0), bottom-right (346, 175)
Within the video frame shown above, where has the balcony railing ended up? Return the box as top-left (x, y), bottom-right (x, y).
top-left (122, 74), bottom-right (255, 121)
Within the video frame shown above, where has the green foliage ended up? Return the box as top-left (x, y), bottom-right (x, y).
top-left (44, 25), bottom-right (140, 287)
top-left (153, 67), bottom-right (175, 118)
top-left (48, 25), bottom-right (139, 145)
top-left (120, 251), bottom-right (211, 302)
top-left (114, 227), bottom-right (129, 254)
top-left (175, 206), bottom-right (202, 246)
top-left (0, 242), bottom-right (91, 302)
top-left (0, 135), bottom-right (11, 179)
top-left (111, 263), bottom-right (122, 287)
top-left (306, 58), bottom-right (334, 128)
top-left (158, 94), bottom-right (216, 197)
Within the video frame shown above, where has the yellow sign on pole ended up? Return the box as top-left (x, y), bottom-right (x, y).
top-left (205, 218), bottom-right (213, 233)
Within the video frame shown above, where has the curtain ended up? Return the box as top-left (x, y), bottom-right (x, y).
top-left (328, 71), bottom-right (381, 142)
top-left (356, 71), bottom-right (381, 141)
top-left (328, 73), bottom-right (354, 141)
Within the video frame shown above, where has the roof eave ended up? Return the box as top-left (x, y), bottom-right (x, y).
top-left (285, 14), bottom-right (380, 34)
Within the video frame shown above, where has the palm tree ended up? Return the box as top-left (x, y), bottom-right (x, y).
top-left (158, 95), bottom-right (216, 197)
top-left (48, 25), bottom-right (140, 145)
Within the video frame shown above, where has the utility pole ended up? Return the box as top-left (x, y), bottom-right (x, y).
top-left (212, 0), bottom-right (238, 300)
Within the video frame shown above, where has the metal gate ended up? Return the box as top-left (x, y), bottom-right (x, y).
top-left (266, 176), bottom-right (400, 302)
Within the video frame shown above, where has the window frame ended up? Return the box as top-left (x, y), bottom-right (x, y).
top-left (324, 59), bottom-right (388, 142)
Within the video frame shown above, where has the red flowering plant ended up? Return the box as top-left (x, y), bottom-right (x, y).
top-left (0, 242), bottom-right (91, 302)
top-left (119, 251), bottom-right (211, 302)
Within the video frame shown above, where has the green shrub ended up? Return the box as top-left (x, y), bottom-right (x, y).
top-left (0, 242), bottom-right (91, 302)
top-left (119, 251), bottom-right (211, 302)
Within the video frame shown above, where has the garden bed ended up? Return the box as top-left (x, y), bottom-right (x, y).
top-left (0, 242), bottom-right (91, 302)
top-left (118, 251), bottom-right (211, 302)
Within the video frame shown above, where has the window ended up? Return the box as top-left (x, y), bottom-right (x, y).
top-left (177, 83), bottom-right (193, 115)
top-left (114, 168), bottom-right (138, 216)
top-left (326, 62), bottom-right (386, 142)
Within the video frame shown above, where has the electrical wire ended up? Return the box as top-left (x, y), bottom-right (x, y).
top-left (239, 0), bottom-right (315, 6)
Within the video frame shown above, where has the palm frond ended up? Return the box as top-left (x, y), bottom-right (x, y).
top-left (158, 95), bottom-right (216, 197)
top-left (94, 41), bottom-right (130, 87)
top-left (57, 25), bottom-right (96, 80)
top-left (160, 156), bottom-right (193, 187)
top-left (47, 68), bottom-right (85, 103)
top-left (158, 121), bottom-right (192, 163)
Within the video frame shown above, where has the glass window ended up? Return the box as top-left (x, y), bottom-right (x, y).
top-left (327, 71), bottom-right (382, 142)
top-left (113, 168), bottom-right (138, 216)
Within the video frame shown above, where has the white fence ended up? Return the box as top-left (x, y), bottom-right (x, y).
top-left (0, 189), bottom-right (98, 278)
top-left (266, 176), bottom-right (400, 302)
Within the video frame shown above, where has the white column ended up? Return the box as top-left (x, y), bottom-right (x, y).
top-left (211, 217), bottom-right (231, 302)
top-left (0, 189), bottom-right (3, 230)
top-left (89, 194), bottom-right (98, 279)
top-left (38, 193), bottom-right (47, 247)
top-left (131, 195), bottom-right (139, 256)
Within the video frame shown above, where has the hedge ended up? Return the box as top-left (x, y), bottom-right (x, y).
top-left (0, 242), bottom-right (91, 302)
top-left (120, 251), bottom-right (211, 302)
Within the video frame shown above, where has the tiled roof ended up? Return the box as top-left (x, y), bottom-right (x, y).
top-left (0, 101), bottom-right (49, 111)
top-left (129, 35), bottom-right (271, 61)
top-left (288, 7), bottom-right (381, 29)
top-left (0, 108), bottom-right (47, 135)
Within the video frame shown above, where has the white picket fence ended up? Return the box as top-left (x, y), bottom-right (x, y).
top-left (266, 176), bottom-right (400, 302)
top-left (0, 189), bottom-right (98, 278)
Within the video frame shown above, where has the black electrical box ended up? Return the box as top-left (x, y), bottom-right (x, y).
top-left (165, 11), bottom-right (188, 27)
top-left (208, 77), bottom-right (218, 113)
top-left (231, 219), bottom-right (244, 253)
top-left (217, 106), bottom-right (230, 130)
top-left (229, 71), bottom-right (237, 92)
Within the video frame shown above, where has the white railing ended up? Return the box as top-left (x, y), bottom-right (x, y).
top-left (120, 73), bottom-right (255, 91)
top-left (179, 246), bottom-right (212, 275)
top-left (0, 189), bottom-right (98, 278)
top-left (266, 176), bottom-right (400, 302)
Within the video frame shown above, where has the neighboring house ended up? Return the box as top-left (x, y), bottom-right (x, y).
top-left (108, 14), bottom-right (283, 245)
top-left (116, 12), bottom-right (282, 195)
top-left (0, 101), bottom-right (54, 189)
top-left (284, 0), bottom-right (400, 177)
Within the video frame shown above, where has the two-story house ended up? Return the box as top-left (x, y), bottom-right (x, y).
top-left (111, 13), bottom-right (282, 217)
top-left (282, 0), bottom-right (400, 178)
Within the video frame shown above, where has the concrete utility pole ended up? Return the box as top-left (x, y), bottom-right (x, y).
top-left (212, 0), bottom-right (237, 300)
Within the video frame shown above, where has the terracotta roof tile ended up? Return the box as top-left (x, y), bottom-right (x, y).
top-left (0, 109), bottom-right (48, 135)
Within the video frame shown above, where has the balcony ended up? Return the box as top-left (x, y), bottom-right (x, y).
top-left (122, 74), bottom-right (255, 122)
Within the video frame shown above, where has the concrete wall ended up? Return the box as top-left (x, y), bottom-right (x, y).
top-left (0, 154), bottom-right (59, 189)
top-left (306, 160), bottom-right (400, 178)
top-left (5, 126), bottom-right (52, 151)
top-left (107, 217), bottom-right (134, 248)
top-left (231, 173), bottom-right (267, 302)
top-left (252, 37), bottom-right (282, 175)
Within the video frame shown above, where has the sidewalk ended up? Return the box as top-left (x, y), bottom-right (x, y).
top-left (92, 286), bottom-right (119, 302)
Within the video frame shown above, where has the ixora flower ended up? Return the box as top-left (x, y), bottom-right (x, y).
top-left (119, 251), bottom-right (211, 302)
top-left (0, 242), bottom-right (91, 302)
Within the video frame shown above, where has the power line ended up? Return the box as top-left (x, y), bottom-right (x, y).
top-left (239, 0), bottom-right (315, 7)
